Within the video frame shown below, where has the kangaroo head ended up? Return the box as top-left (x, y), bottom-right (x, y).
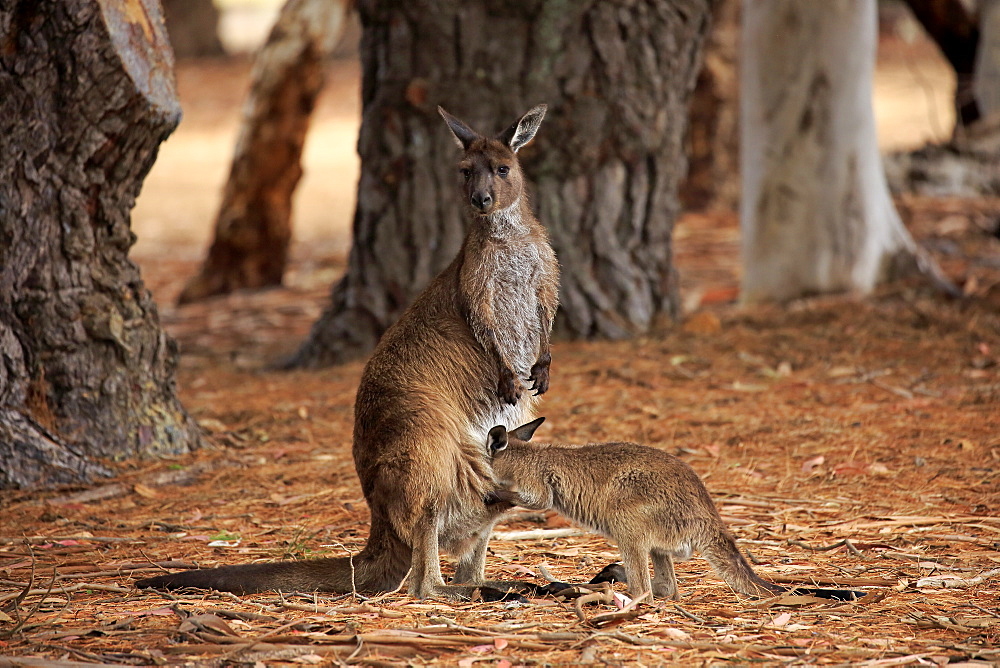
top-left (438, 105), bottom-right (547, 217)
top-left (487, 416), bottom-right (546, 455)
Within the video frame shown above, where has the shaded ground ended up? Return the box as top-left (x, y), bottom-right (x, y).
top-left (2, 38), bottom-right (999, 666)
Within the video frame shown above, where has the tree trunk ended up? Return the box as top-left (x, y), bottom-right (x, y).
top-left (972, 0), bottom-right (1000, 130)
top-left (290, 0), bottom-right (713, 367)
top-left (178, 0), bottom-right (350, 305)
top-left (902, 0), bottom-right (980, 128)
top-left (0, 0), bottom-right (201, 489)
top-left (740, 0), bottom-right (943, 303)
top-left (681, 0), bottom-right (740, 212)
top-left (161, 0), bottom-right (225, 59)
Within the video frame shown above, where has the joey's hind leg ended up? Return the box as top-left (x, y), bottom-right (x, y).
top-left (451, 533), bottom-right (537, 596)
top-left (452, 529), bottom-right (491, 585)
top-left (619, 544), bottom-right (653, 600)
top-left (651, 550), bottom-right (680, 600)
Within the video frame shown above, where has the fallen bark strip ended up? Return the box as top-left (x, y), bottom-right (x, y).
top-left (0, 658), bottom-right (129, 668)
top-left (0, 536), bottom-right (136, 545)
top-left (768, 574), bottom-right (898, 587)
top-left (277, 601), bottom-right (407, 618)
top-left (787, 538), bottom-right (862, 556)
top-left (0, 582), bottom-right (130, 603)
top-left (2, 566), bottom-right (194, 582)
top-left (916, 568), bottom-right (1000, 589)
top-left (591, 630), bottom-right (889, 659)
top-left (824, 515), bottom-right (1000, 530)
top-left (491, 528), bottom-right (586, 541)
top-left (162, 632), bottom-right (554, 655)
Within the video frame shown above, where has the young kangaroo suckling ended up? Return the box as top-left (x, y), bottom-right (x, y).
top-left (487, 419), bottom-right (785, 601)
top-left (137, 106), bottom-right (559, 601)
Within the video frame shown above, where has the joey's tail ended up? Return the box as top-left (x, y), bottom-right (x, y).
top-left (136, 521), bottom-right (410, 594)
top-left (700, 528), bottom-right (785, 599)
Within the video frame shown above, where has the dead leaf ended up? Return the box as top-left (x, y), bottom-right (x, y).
top-left (657, 628), bottom-right (692, 641)
top-left (682, 311), bottom-right (722, 334)
top-left (178, 613), bottom-right (241, 638)
top-left (770, 612), bottom-right (792, 628)
top-left (801, 455), bottom-right (825, 473)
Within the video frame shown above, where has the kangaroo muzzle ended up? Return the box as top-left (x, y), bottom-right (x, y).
top-left (470, 190), bottom-right (493, 212)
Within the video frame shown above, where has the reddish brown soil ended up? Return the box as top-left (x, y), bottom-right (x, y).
top-left (1, 38), bottom-right (999, 666)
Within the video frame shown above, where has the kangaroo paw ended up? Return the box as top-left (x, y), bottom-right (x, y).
top-left (498, 368), bottom-right (522, 405)
top-left (528, 364), bottom-right (549, 395)
top-left (528, 353), bottom-right (551, 395)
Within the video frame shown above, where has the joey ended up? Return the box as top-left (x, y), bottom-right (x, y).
top-left (488, 419), bottom-right (785, 601)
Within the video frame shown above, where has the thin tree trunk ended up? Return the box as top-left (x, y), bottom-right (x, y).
top-left (682, 0), bottom-right (740, 212)
top-left (161, 0), bottom-right (225, 59)
top-left (178, 0), bottom-right (351, 305)
top-left (972, 0), bottom-right (1000, 128)
top-left (740, 0), bottom-right (950, 303)
top-left (902, 0), bottom-right (980, 127)
top-left (0, 0), bottom-right (201, 489)
top-left (290, 0), bottom-right (713, 367)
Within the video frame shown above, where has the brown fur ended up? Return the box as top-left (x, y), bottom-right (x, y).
top-left (137, 106), bottom-right (559, 600)
top-left (487, 419), bottom-right (785, 600)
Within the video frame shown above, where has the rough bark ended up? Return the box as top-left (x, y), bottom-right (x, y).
top-left (740, 0), bottom-right (949, 303)
top-left (161, 0), bottom-right (225, 58)
top-left (290, 0), bottom-right (713, 367)
top-left (0, 0), bottom-right (201, 489)
top-left (681, 0), bottom-right (740, 212)
top-left (178, 0), bottom-right (351, 305)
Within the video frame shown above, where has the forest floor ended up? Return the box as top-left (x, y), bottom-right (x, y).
top-left (2, 38), bottom-right (1000, 667)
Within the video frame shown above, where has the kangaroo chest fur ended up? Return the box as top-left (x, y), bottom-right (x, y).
top-left (467, 206), bottom-right (544, 378)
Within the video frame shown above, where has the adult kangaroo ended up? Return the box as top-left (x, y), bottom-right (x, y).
top-left (137, 105), bottom-right (560, 600)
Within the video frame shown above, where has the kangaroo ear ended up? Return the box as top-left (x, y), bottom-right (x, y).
top-left (509, 416), bottom-right (545, 442)
top-left (487, 425), bottom-right (508, 453)
top-left (498, 104), bottom-right (547, 153)
top-left (438, 106), bottom-right (479, 150)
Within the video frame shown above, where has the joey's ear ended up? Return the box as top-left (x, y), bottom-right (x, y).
top-left (438, 106), bottom-right (479, 150)
top-left (487, 425), bottom-right (508, 453)
top-left (509, 416), bottom-right (545, 442)
top-left (498, 104), bottom-right (547, 153)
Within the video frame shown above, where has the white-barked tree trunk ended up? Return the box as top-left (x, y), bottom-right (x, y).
top-left (740, 0), bottom-right (930, 303)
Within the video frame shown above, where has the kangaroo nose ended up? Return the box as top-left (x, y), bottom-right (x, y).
top-left (471, 192), bottom-right (492, 211)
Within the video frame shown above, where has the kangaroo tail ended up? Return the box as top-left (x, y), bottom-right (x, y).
top-left (700, 528), bottom-right (785, 598)
top-left (137, 519), bottom-right (411, 594)
top-left (136, 556), bottom-right (369, 594)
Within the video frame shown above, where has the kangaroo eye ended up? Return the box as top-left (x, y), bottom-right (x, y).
top-left (460, 168), bottom-right (471, 181)
top-left (497, 166), bottom-right (510, 177)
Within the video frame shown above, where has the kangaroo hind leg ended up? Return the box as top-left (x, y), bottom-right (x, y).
top-left (618, 543), bottom-right (653, 600)
top-left (651, 549), bottom-right (681, 600)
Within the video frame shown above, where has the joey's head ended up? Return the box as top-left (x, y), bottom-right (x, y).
top-left (487, 417), bottom-right (546, 461)
top-left (438, 105), bottom-right (546, 218)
